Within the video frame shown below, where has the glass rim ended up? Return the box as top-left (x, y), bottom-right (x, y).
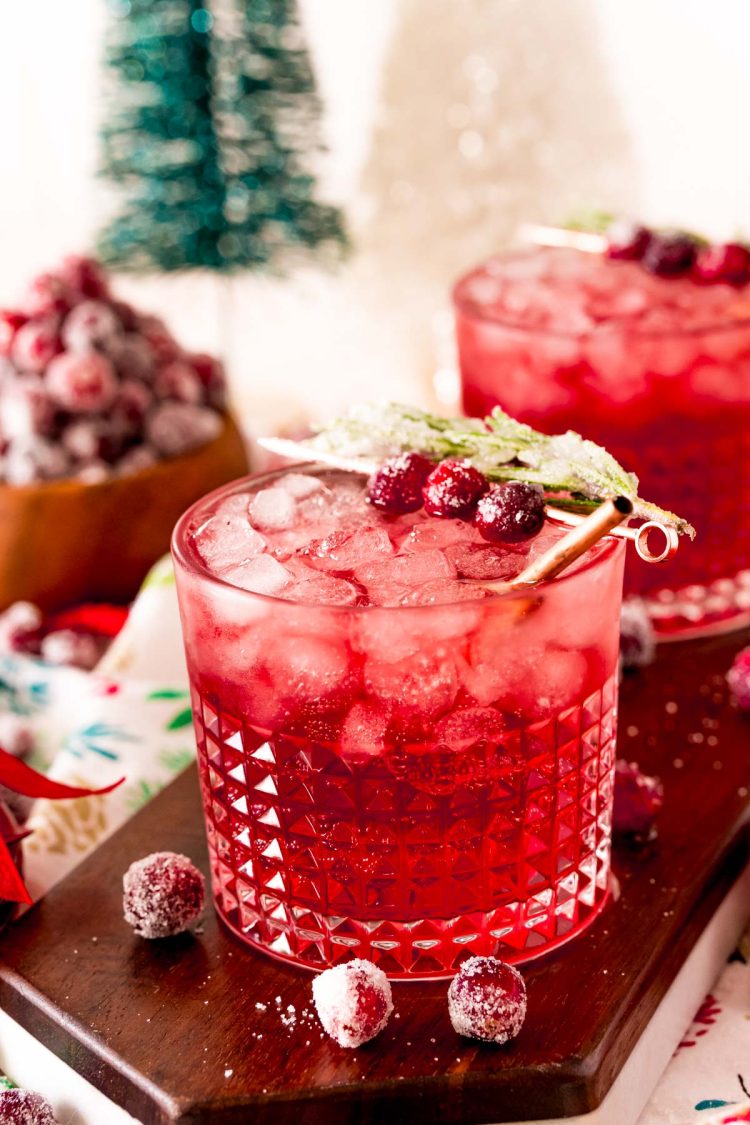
top-left (452, 247), bottom-right (750, 341)
top-left (171, 465), bottom-right (625, 615)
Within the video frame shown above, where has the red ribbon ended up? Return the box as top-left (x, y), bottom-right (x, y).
top-left (0, 745), bottom-right (124, 904)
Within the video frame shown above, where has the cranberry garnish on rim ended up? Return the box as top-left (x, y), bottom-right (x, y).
top-left (475, 481), bottom-right (545, 544)
top-left (642, 232), bottom-right (699, 278)
top-left (448, 956), bottom-right (527, 1044)
top-left (423, 458), bottom-right (488, 519)
top-left (367, 451), bottom-right (433, 514)
top-left (605, 220), bottom-right (651, 261)
top-left (312, 959), bottom-right (394, 1048)
top-left (694, 242), bottom-right (750, 287)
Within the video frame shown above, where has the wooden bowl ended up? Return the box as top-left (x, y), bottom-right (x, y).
top-left (0, 413), bottom-right (249, 613)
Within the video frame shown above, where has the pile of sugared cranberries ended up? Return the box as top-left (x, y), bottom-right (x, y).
top-left (605, 219), bottom-right (750, 286)
top-left (0, 1089), bottom-right (58, 1125)
top-left (312, 959), bottom-right (394, 1048)
top-left (0, 255), bottom-right (227, 485)
top-left (123, 851), bottom-right (205, 939)
top-left (447, 956), bottom-right (527, 1044)
top-left (613, 760), bottom-right (664, 843)
top-left (368, 455), bottom-right (546, 545)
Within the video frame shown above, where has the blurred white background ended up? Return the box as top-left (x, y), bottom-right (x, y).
top-left (1, 0), bottom-right (749, 430)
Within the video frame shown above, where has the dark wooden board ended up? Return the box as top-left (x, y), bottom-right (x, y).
top-left (0, 630), bottom-right (749, 1124)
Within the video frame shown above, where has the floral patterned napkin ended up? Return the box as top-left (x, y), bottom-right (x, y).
top-left (0, 557), bottom-right (193, 900)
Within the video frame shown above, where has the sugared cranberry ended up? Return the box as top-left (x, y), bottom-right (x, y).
top-left (138, 315), bottom-right (180, 363)
top-left (727, 646), bottom-right (750, 710)
top-left (642, 232), bottom-right (698, 277)
top-left (4, 438), bottom-right (69, 484)
top-left (367, 451), bottom-right (434, 514)
top-left (0, 311), bottom-right (28, 357)
top-left (59, 255), bottom-right (110, 301)
top-left (46, 351), bottom-right (118, 413)
top-left (312, 959), bottom-right (393, 1048)
top-left (24, 272), bottom-right (71, 318)
top-left (606, 220), bottom-right (651, 261)
top-left (186, 352), bottom-right (227, 409)
top-left (694, 242), bottom-right (750, 287)
top-left (123, 851), bottom-right (205, 939)
top-left (61, 419), bottom-right (124, 464)
top-left (613, 760), bottom-right (664, 842)
top-left (111, 378), bottom-right (153, 435)
top-left (117, 444), bottom-right (158, 475)
top-left (41, 629), bottom-right (103, 670)
top-left (620, 599), bottom-right (656, 670)
top-left (423, 459), bottom-right (488, 519)
top-left (474, 481), bottom-right (545, 544)
top-left (146, 402), bottom-right (221, 457)
top-left (61, 300), bottom-right (121, 353)
top-left (11, 320), bottom-right (61, 373)
top-left (0, 377), bottom-right (55, 439)
top-left (155, 360), bottom-right (204, 404)
top-left (448, 956), bottom-right (527, 1044)
top-left (0, 1088), bottom-right (58, 1124)
top-left (106, 332), bottom-right (155, 381)
top-left (0, 601), bottom-right (42, 653)
top-left (0, 713), bottom-right (35, 758)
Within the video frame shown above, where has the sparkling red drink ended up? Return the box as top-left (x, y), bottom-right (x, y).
top-left (173, 467), bottom-right (625, 978)
top-left (454, 246), bottom-right (750, 636)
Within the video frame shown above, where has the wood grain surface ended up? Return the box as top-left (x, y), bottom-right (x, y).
top-left (0, 628), bottom-right (748, 1123)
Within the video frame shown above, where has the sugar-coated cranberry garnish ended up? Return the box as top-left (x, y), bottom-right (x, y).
top-left (448, 956), bottom-right (527, 1044)
top-left (11, 320), bottom-right (61, 373)
top-left (186, 352), bottom-right (227, 409)
top-left (694, 242), bottom-right (750, 287)
top-left (423, 459), bottom-right (489, 519)
top-left (46, 351), bottom-right (118, 413)
top-left (154, 360), bottom-right (204, 405)
top-left (40, 629), bottom-right (103, 671)
top-left (367, 451), bottom-right (434, 514)
top-left (613, 760), bottom-right (664, 842)
top-left (59, 255), bottom-right (110, 301)
top-left (619, 598), bottom-right (656, 670)
top-left (123, 851), bottom-right (205, 939)
top-left (312, 958), bottom-right (394, 1048)
top-left (727, 646), bottom-right (750, 710)
top-left (606, 220), bottom-right (652, 261)
top-left (474, 481), bottom-right (545, 544)
top-left (642, 232), bottom-right (698, 277)
top-left (146, 401), bottom-right (221, 457)
top-left (0, 601), bottom-right (43, 653)
top-left (61, 300), bottom-right (121, 353)
top-left (0, 1089), bottom-right (58, 1124)
top-left (24, 272), bottom-right (71, 318)
top-left (0, 311), bottom-right (28, 357)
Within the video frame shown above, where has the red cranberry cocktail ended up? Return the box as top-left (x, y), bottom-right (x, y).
top-left (454, 242), bottom-right (750, 635)
top-left (173, 465), bottom-right (625, 978)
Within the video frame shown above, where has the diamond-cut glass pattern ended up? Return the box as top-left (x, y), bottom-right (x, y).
top-left (192, 675), bottom-right (618, 978)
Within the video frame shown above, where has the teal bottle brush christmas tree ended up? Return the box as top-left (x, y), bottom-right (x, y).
top-left (97, 0), bottom-right (347, 272)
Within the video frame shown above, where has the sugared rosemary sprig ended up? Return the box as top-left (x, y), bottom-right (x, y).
top-left (301, 403), bottom-right (694, 538)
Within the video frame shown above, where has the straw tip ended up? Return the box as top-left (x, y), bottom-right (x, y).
top-left (614, 496), bottom-right (634, 515)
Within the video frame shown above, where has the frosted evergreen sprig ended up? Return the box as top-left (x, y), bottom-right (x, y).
top-left (305, 403), bottom-right (695, 538)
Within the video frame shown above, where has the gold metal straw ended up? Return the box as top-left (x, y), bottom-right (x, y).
top-left (490, 496), bottom-right (633, 593)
